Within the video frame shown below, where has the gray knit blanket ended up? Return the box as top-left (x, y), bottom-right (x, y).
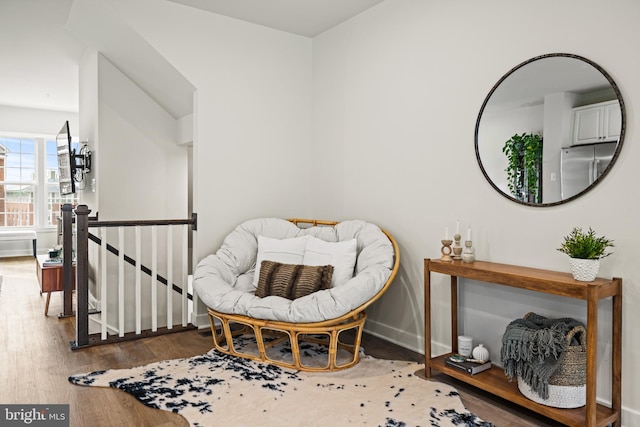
top-left (501, 313), bottom-right (584, 399)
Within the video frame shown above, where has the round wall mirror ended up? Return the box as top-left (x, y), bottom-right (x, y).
top-left (475, 53), bottom-right (625, 207)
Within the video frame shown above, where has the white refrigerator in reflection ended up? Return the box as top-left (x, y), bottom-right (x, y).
top-left (560, 142), bottom-right (617, 200)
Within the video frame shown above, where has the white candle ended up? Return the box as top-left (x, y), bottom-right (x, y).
top-left (445, 227), bottom-right (449, 240)
top-left (467, 226), bottom-right (472, 241)
top-left (456, 220), bottom-right (460, 235)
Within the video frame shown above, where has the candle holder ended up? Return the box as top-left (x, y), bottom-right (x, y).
top-left (452, 233), bottom-right (462, 260)
top-left (441, 240), bottom-right (453, 262)
top-left (462, 240), bottom-right (475, 263)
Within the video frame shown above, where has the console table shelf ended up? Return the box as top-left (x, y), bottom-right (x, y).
top-left (424, 259), bottom-right (622, 427)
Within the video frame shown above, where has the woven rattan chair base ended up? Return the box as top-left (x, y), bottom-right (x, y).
top-left (202, 219), bottom-right (399, 373)
top-left (207, 308), bottom-right (367, 372)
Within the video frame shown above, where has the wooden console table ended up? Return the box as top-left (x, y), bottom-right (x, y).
top-left (424, 259), bottom-right (622, 427)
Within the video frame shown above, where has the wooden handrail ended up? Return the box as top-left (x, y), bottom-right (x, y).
top-left (87, 213), bottom-right (197, 230)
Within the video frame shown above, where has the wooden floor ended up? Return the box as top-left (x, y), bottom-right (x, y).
top-left (0, 256), bottom-right (559, 426)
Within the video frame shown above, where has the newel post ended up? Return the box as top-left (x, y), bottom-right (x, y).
top-left (61, 204), bottom-right (74, 317)
top-left (73, 204), bottom-right (91, 348)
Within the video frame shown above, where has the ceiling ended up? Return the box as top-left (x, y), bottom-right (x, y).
top-left (167, 0), bottom-right (384, 37)
top-left (0, 0), bottom-right (85, 112)
top-left (484, 55), bottom-right (615, 113)
top-left (0, 0), bottom-right (384, 114)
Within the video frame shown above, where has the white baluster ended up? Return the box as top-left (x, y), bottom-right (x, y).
top-left (100, 227), bottom-right (108, 340)
top-left (118, 226), bottom-right (124, 337)
top-left (135, 226), bottom-right (142, 335)
top-left (167, 225), bottom-right (173, 330)
top-left (182, 224), bottom-right (189, 327)
top-left (151, 226), bottom-right (158, 332)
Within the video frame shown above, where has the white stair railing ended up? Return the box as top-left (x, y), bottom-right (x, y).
top-left (68, 204), bottom-right (197, 349)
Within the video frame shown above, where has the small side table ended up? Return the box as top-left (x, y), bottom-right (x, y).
top-left (36, 255), bottom-right (75, 316)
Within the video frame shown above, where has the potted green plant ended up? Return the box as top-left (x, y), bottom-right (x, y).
top-left (502, 132), bottom-right (543, 203)
top-left (557, 227), bottom-right (614, 281)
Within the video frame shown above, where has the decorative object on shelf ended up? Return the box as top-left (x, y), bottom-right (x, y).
top-left (557, 226), bottom-right (614, 281)
top-left (462, 241), bottom-right (475, 263)
top-left (461, 226), bottom-right (475, 263)
top-left (502, 312), bottom-right (587, 409)
top-left (517, 326), bottom-right (587, 408)
top-left (445, 356), bottom-right (492, 375)
top-left (48, 244), bottom-right (63, 259)
top-left (472, 344), bottom-right (489, 362)
top-left (452, 233), bottom-right (462, 260)
top-left (458, 335), bottom-right (473, 357)
top-left (448, 354), bottom-right (466, 363)
top-left (568, 258), bottom-right (600, 282)
top-left (450, 221), bottom-right (462, 260)
top-left (440, 239), bottom-right (453, 262)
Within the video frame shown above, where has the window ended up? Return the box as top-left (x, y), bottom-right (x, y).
top-left (0, 135), bottom-right (78, 228)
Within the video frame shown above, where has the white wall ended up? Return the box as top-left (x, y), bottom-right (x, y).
top-left (114, 0), bottom-right (313, 257)
top-left (108, 0), bottom-right (639, 423)
top-left (112, 0), bottom-right (312, 325)
top-left (78, 48), bottom-right (99, 211)
top-left (0, 106), bottom-right (77, 138)
top-left (93, 53), bottom-right (188, 220)
top-left (311, 0), bottom-right (639, 424)
top-left (77, 50), bottom-right (191, 331)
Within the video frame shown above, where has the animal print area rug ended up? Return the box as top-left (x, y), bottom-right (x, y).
top-left (69, 336), bottom-right (494, 427)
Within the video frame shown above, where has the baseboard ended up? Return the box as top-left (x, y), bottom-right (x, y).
top-left (621, 406), bottom-right (639, 427)
top-left (364, 318), bottom-right (451, 357)
top-left (363, 318), bottom-right (424, 355)
top-left (0, 249), bottom-right (33, 258)
top-left (191, 311), bottom-right (210, 329)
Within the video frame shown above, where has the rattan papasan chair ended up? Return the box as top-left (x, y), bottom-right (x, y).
top-left (193, 218), bottom-right (399, 372)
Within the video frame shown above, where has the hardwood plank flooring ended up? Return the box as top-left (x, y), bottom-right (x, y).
top-left (0, 256), bottom-right (558, 426)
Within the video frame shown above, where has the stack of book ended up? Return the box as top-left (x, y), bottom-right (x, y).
top-left (445, 355), bottom-right (492, 375)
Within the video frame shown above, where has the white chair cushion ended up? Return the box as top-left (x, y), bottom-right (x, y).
top-left (302, 236), bottom-right (357, 287)
top-left (251, 235), bottom-right (309, 288)
top-left (193, 218), bottom-right (394, 323)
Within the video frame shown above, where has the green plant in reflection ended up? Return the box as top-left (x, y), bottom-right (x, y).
top-left (502, 132), bottom-right (543, 203)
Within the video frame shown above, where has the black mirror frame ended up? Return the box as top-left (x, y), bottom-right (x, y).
top-left (474, 53), bottom-right (626, 207)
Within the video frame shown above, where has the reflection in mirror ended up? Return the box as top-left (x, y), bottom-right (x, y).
top-left (475, 53), bottom-right (625, 207)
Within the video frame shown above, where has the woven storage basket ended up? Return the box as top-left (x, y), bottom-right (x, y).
top-left (518, 323), bottom-right (587, 408)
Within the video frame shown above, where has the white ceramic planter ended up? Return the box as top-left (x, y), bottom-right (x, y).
top-left (569, 258), bottom-right (600, 281)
